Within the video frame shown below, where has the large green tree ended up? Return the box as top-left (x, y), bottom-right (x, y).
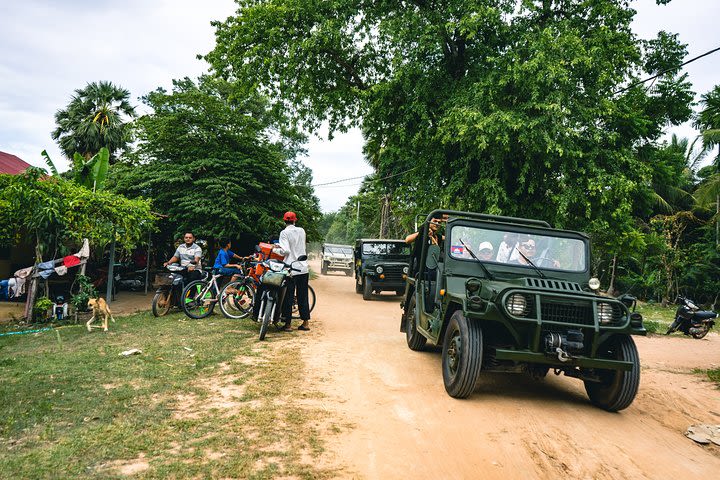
top-left (109, 76), bottom-right (321, 248)
top-left (52, 81), bottom-right (137, 163)
top-left (206, 0), bottom-right (692, 234)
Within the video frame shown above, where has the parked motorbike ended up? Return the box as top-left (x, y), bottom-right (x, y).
top-left (256, 255), bottom-right (307, 340)
top-left (666, 295), bottom-right (718, 339)
top-left (152, 264), bottom-right (189, 317)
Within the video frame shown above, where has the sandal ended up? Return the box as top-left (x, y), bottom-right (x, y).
top-left (297, 325), bottom-right (310, 331)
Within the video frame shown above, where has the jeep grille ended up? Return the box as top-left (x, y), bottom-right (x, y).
top-left (504, 292), bottom-right (626, 327)
top-left (540, 298), bottom-right (594, 326)
top-left (379, 264), bottom-right (406, 280)
top-left (525, 278), bottom-right (582, 292)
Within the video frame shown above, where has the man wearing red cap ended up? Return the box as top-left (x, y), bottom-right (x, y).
top-left (273, 211), bottom-right (311, 330)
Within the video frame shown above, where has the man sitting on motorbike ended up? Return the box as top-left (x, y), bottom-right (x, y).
top-left (163, 232), bottom-right (203, 281)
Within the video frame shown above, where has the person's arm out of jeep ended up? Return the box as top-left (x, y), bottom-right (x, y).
top-left (405, 231), bottom-right (419, 244)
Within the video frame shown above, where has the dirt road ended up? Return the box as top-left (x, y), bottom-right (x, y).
top-left (300, 265), bottom-right (720, 479)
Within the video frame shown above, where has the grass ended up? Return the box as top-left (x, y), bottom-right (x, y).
top-left (634, 302), bottom-right (676, 334)
top-left (0, 311), bottom-right (343, 479)
top-left (693, 368), bottom-right (720, 386)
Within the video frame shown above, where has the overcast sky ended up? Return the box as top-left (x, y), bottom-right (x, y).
top-left (1, 0), bottom-right (717, 212)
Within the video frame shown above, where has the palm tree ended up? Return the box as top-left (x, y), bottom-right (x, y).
top-left (694, 85), bottom-right (720, 245)
top-left (52, 81), bottom-right (136, 163)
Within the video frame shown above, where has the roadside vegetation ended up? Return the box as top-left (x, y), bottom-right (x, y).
top-left (0, 313), bottom-right (342, 479)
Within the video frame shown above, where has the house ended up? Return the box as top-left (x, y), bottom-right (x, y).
top-left (0, 151), bottom-right (34, 281)
top-left (0, 151), bottom-right (32, 175)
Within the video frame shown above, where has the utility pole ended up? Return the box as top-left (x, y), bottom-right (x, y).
top-left (379, 194), bottom-right (390, 239)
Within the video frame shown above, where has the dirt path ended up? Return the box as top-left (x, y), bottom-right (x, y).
top-left (301, 263), bottom-right (720, 479)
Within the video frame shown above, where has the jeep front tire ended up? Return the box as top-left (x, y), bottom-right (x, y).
top-left (584, 335), bottom-right (640, 412)
top-left (362, 276), bottom-right (373, 301)
top-left (405, 296), bottom-right (426, 351)
top-left (442, 310), bottom-right (482, 398)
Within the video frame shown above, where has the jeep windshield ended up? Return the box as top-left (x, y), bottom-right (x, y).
top-left (448, 225), bottom-right (587, 272)
top-left (362, 242), bottom-right (410, 257)
top-left (325, 246), bottom-right (352, 255)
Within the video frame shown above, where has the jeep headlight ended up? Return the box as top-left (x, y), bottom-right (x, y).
top-left (403, 266), bottom-right (409, 274)
top-left (376, 266), bottom-right (383, 274)
top-left (597, 302), bottom-right (614, 324)
top-left (506, 294), bottom-right (529, 316)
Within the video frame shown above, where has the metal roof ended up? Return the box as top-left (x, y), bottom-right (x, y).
top-left (0, 151), bottom-right (32, 175)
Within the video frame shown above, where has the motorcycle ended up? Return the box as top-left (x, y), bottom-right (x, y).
top-left (152, 264), bottom-right (190, 317)
top-left (666, 295), bottom-right (718, 339)
top-left (256, 255), bottom-right (307, 340)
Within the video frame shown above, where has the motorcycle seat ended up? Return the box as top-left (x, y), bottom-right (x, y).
top-left (695, 310), bottom-right (718, 320)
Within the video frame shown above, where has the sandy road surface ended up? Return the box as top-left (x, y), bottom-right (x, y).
top-left (300, 264), bottom-right (720, 479)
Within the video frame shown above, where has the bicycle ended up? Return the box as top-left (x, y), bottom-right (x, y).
top-left (182, 270), bottom-right (223, 319)
top-left (256, 256), bottom-right (306, 340)
top-left (218, 262), bottom-right (256, 319)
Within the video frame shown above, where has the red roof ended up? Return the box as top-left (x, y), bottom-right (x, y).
top-left (0, 151), bottom-right (32, 175)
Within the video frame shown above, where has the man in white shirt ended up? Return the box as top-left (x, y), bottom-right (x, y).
top-left (274, 211), bottom-right (311, 331)
top-left (164, 232), bottom-right (203, 281)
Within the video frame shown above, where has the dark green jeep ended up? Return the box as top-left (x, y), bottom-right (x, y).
top-left (400, 210), bottom-right (645, 411)
top-left (354, 239), bottom-right (411, 301)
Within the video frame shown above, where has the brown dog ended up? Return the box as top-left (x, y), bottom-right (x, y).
top-left (86, 297), bottom-right (116, 332)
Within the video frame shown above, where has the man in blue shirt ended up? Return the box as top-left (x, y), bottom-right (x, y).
top-left (214, 239), bottom-right (247, 282)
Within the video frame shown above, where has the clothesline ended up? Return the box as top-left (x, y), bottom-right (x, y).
top-left (11, 239), bottom-right (90, 299)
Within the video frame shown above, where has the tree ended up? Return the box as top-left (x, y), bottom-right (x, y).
top-left (207, 1), bottom-right (692, 236)
top-left (109, 76), bottom-right (321, 248)
top-left (0, 168), bottom-right (155, 261)
top-left (694, 85), bottom-right (720, 246)
top-left (52, 81), bottom-right (136, 162)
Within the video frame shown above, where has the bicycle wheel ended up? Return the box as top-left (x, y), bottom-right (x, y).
top-left (292, 284), bottom-right (316, 319)
top-left (219, 280), bottom-right (255, 319)
top-left (182, 280), bottom-right (217, 319)
top-left (259, 296), bottom-right (275, 341)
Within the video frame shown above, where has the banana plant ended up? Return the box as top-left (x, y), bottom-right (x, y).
top-left (71, 147), bottom-right (110, 191)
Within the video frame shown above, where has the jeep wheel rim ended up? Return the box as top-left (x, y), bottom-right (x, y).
top-left (447, 331), bottom-right (461, 374)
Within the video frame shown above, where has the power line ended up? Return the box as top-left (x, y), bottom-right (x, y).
top-left (614, 45), bottom-right (720, 95)
top-left (312, 166), bottom-right (419, 188)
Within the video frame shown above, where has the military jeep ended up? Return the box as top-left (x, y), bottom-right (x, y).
top-left (320, 243), bottom-right (354, 276)
top-left (400, 210), bottom-right (645, 412)
top-left (354, 239), bottom-right (411, 300)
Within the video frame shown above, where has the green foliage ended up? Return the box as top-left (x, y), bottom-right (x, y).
top-left (109, 76), bottom-right (321, 243)
top-left (71, 147), bottom-right (110, 191)
top-left (40, 150), bottom-right (59, 176)
top-left (207, 0), bottom-right (693, 236)
top-left (0, 169), bottom-right (156, 259)
top-left (70, 274), bottom-right (98, 312)
top-left (52, 81), bottom-right (136, 162)
top-left (32, 297), bottom-right (54, 321)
